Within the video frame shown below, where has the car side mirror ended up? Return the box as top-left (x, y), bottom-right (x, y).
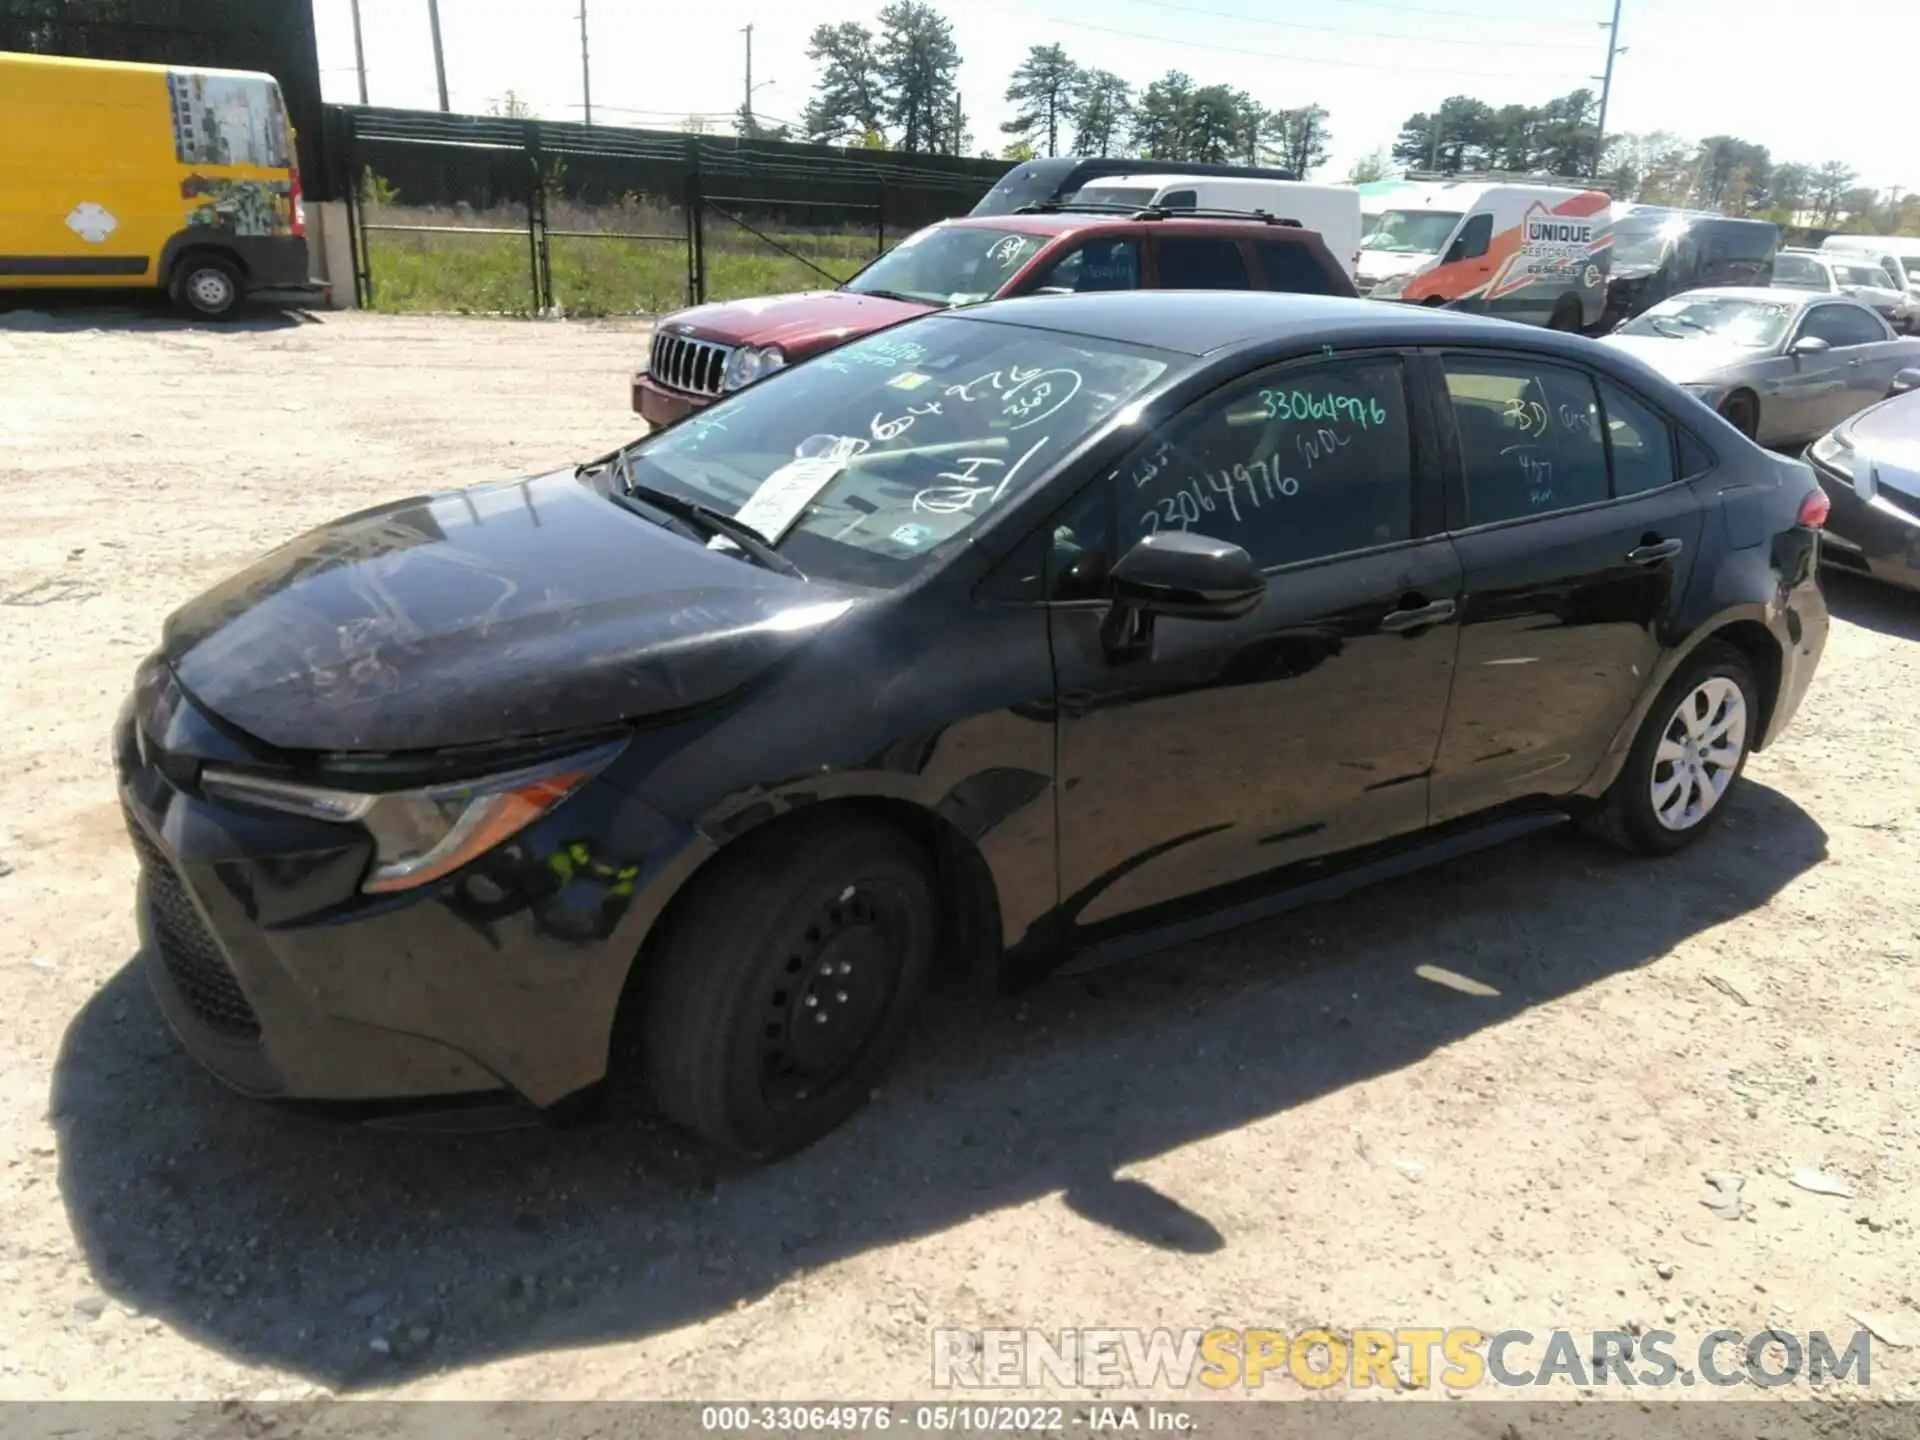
top-left (1108, 530), bottom-right (1265, 620)
top-left (1891, 367), bottom-right (1920, 395)
top-left (1788, 335), bottom-right (1831, 357)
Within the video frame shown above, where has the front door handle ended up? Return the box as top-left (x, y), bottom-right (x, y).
top-left (1380, 598), bottom-right (1457, 632)
top-left (1626, 536), bottom-right (1685, 566)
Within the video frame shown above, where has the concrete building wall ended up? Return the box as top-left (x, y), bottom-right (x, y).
top-left (307, 200), bottom-right (356, 307)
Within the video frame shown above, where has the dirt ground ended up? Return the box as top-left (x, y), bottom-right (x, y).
top-left (2, 307), bottom-right (1918, 1419)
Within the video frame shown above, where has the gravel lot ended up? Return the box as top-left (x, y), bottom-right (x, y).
top-left (2, 308), bottom-right (1918, 1417)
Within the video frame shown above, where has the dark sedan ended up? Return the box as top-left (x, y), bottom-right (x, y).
top-left (1809, 374), bottom-right (1920, 590)
top-left (117, 292), bottom-right (1831, 1159)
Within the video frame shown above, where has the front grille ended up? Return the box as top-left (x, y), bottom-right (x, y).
top-left (648, 331), bottom-right (732, 398)
top-left (128, 822), bottom-right (262, 1042)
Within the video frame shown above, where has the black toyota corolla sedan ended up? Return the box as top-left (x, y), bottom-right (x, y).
top-left (117, 292), bottom-right (1831, 1158)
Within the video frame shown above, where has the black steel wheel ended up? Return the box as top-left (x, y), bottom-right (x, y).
top-left (632, 816), bottom-right (935, 1158)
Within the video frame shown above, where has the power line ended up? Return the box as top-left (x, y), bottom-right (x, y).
top-left (1109, 0), bottom-right (1604, 49)
top-left (1286, 0), bottom-right (1603, 23)
top-left (964, 0), bottom-right (1596, 81)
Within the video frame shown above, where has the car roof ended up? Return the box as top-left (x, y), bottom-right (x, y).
top-left (956, 290), bottom-right (1577, 357)
top-left (1672, 284), bottom-right (1815, 303)
top-left (938, 213), bottom-right (1329, 240)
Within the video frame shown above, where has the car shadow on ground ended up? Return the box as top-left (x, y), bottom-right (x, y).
top-left (1821, 568), bottom-right (1920, 641)
top-left (53, 783), bottom-right (1826, 1390)
top-left (0, 293), bottom-right (320, 333)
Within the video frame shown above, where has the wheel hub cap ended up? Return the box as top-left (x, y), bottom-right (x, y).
top-left (1650, 676), bottom-right (1747, 831)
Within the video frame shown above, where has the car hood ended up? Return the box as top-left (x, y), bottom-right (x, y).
top-left (1597, 333), bottom-right (1762, 384)
top-left (161, 469), bottom-right (858, 754)
top-left (1353, 249), bottom-right (1430, 281)
top-left (660, 289), bottom-right (935, 350)
top-left (1844, 391), bottom-right (1920, 475)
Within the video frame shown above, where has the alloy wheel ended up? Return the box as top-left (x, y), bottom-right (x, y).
top-left (1650, 676), bottom-right (1747, 831)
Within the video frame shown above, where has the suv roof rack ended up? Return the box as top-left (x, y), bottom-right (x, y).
top-left (1401, 169), bottom-right (1606, 190)
top-left (1014, 200), bottom-right (1305, 226)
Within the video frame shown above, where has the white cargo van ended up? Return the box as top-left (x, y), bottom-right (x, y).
top-left (1071, 174), bottom-right (1364, 277)
top-left (1354, 178), bottom-right (1613, 329)
top-left (1820, 235), bottom-right (1920, 295)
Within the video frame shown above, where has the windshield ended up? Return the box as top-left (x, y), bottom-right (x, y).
top-left (1834, 263), bottom-right (1890, 290)
top-left (1611, 216), bottom-right (1687, 270)
top-left (843, 225), bottom-right (1050, 307)
top-left (615, 316), bottom-right (1171, 588)
top-left (1616, 295), bottom-right (1795, 347)
top-left (1360, 210), bottom-right (1463, 255)
top-left (1772, 253), bottom-right (1828, 290)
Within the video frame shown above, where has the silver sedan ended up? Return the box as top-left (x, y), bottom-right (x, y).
top-left (1598, 287), bottom-right (1920, 446)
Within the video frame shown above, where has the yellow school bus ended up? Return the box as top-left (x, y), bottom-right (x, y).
top-left (0, 50), bottom-right (319, 316)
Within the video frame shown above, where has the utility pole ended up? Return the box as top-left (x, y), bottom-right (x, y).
top-left (349, 0), bottom-right (368, 104)
top-left (741, 24), bottom-right (754, 136)
top-left (1591, 0), bottom-right (1627, 178)
top-left (426, 0), bottom-right (449, 112)
top-left (579, 1), bottom-right (592, 125)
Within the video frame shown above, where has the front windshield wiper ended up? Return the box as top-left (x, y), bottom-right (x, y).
top-left (849, 286), bottom-right (948, 308)
top-left (593, 452), bottom-right (805, 579)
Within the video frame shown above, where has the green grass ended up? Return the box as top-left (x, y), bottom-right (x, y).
top-left (361, 201), bottom-right (880, 317)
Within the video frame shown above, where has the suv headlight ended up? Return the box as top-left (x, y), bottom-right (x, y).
top-left (200, 741), bottom-right (624, 894)
top-left (723, 345), bottom-right (787, 391)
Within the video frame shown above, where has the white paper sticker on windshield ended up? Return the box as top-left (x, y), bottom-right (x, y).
top-left (732, 456), bottom-right (845, 541)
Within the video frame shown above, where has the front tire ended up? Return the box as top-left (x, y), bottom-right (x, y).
top-left (634, 817), bottom-right (936, 1159)
top-left (1580, 642), bottom-right (1759, 857)
top-left (169, 254), bottom-right (243, 319)
top-left (1718, 390), bottom-right (1759, 439)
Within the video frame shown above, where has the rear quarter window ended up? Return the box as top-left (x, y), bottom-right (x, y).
top-left (1258, 240), bottom-right (1342, 296)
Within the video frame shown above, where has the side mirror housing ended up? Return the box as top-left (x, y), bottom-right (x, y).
top-left (1108, 531), bottom-right (1265, 621)
top-left (1890, 367), bottom-right (1920, 396)
top-left (1788, 334), bottom-right (1831, 357)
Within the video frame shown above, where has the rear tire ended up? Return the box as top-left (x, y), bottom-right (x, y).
top-left (1579, 642), bottom-right (1759, 857)
top-left (1718, 390), bottom-right (1759, 439)
top-left (169, 253), bottom-right (243, 319)
top-left (632, 817), bottom-right (936, 1159)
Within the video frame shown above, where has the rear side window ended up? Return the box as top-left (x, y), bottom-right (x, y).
top-left (1157, 238), bottom-right (1250, 290)
top-left (1029, 239), bottom-right (1142, 294)
top-left (1442, 357), bottom-right (1610, 525)
top-left (1597, 380), bottom-right (1678, 496)
top-left (1258, 241), bottom-right (1340, 296)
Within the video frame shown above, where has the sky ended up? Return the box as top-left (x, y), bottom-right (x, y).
top-left (310, 0), bottom-right (1912, 194)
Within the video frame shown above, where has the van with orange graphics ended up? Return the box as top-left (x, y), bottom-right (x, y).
top-left (1353, 179), bottom-right (1612, 331)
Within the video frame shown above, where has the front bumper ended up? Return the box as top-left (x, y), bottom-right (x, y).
top-left (632, 372), bottom-right (712, 427)
top-left (1812, 457), bottom-right (1920, 591)
top-left (113, 670), bottom-right (702, 1112)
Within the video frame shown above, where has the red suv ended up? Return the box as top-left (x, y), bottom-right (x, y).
top-left (632, 211), bottom-right (1355, 426)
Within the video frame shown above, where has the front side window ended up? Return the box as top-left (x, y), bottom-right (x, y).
top-left (1027, 238), bottom-right (1142, 294)
top-left (1798, 304), bottom-right (1888, 349)
top-left (619, 317), bottom-right (1172, 588)
top-left (1156, 237), bottom-right (1250, 289)
top-left (1446, 214), bottom-right (1494, 262)
top-left (1443, 357), bottom-right (1609, 525)
top-left (1834, 263), bottom-right (1893, 291)
top-left (1119, 356), bottom-right (1414, 569)
top-left (842, 225), bottom-right (1051, 307)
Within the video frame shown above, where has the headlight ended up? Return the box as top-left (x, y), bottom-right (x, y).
top-left (200, 741), bottom-right (624, 894)
top-left (723, 345), bottom-right (786, 391)
top-left (1808, 429), bottom-right (1853, 472)
top-left (1370, 274), bottom-right (1409, 300)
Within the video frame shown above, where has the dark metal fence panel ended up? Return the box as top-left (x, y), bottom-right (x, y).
top-left (331, 107), bottom-right (1010, 317)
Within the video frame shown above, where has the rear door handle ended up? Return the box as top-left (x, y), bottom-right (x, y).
top-left (1626, 537), bottom-right (1685, 565)
top-left (1380, 598), bottom-right (1457, 632)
